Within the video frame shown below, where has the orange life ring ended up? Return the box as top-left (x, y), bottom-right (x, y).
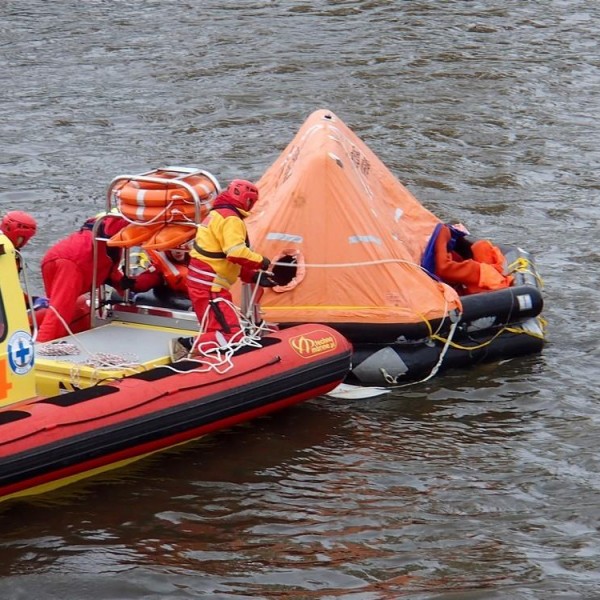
top-left (114, 170), bottom-right (218, 224)
top-left (116, 173), bottom-right (217, 207)
top-left (106, 223), bottom-right (163, 248)
top-left (118, 202), bottom-right (199, 224)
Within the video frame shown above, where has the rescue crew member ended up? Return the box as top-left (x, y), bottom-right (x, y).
top-left (172, 179), bottom-right (275, 357)
top-left (0, 211), bottom-right (48, 313)
top-left (36, 213), bottom-right (134, 342)
top-left (422, 223), bottom-right (514, 296)
top-left (0, 210), bottom-right (37, 266)
top-left (131, 246), bottom-right (191, 304)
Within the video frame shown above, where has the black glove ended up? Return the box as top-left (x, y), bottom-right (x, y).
top-left (120, 276), bottom-right (137, 291)
top-left (260, 256), bottom-right (271, 271)
top-left (258, 277), bottom-right (278, 288)
top-left (252, 271), bottom-right (278, 287)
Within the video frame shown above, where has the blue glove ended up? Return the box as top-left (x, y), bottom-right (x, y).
top-left (32, 296), bottom-right (49, 310)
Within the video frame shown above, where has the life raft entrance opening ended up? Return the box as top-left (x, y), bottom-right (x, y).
top-left (272, 254), bottom-right (297, 286)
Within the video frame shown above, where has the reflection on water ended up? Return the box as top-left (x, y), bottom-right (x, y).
top-left (1, 0), bottom-right (600, 598)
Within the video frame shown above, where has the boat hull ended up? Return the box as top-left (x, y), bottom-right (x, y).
top-left (0, 325), bottom-right (352, 502)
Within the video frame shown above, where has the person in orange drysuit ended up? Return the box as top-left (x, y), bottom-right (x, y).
top-left (423, 223), bottom-right (513, 296)
top-left (170, 180), bottom-right (275, 358)
top-left (36, 214), bottom-right (134, 342)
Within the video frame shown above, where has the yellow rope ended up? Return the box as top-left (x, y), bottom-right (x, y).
top-left (431, 317), bottom-right (546, 350)
top-left (507, 257), bottom-right (545, 288)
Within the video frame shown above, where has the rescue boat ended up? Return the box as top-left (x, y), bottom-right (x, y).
top-left (0, 223), bottom-right (352, 504)
top-left (237, 109), bottom-right (546, 385)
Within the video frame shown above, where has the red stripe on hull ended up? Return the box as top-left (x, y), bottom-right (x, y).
top-left (0, 383), bottom-right (332, 499)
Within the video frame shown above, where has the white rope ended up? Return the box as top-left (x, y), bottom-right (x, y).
top-left (36, 341), bottom-right (80, 356)
top-left (164, 296), bottom-right (273, 376)
top-left (270, 257), bottom-right (428, 271)
top-left (290, 252), bottom-right (444, 291)
top-left (380, 317), bottom-right (461, 388)
top-left (35, 305), bottom-right (146, 386)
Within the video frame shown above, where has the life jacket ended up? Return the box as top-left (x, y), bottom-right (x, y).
top-left (146, 249), bottom-right (189, 293)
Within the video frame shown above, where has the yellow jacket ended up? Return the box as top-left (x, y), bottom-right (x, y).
top-left (189, 199), bottom-right (265, 291)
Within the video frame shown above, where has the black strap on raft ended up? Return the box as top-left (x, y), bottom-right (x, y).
top-left (209, 299), bottom-right (231, 333)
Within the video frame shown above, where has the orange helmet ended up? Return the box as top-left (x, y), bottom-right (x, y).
top-left (0, 211), bottom-right (37, 248)
top-left (227, 179), bottom-right (259, 211)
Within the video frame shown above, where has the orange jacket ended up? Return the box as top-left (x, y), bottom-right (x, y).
top-left (434, 225), bottom-right (514, 295)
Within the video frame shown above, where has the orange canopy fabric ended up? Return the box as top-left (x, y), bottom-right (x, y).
top-left (234, 109), bottom-right (462, 327)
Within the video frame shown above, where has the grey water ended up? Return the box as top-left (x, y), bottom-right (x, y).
top-left (1, 1), bottom-right (599, 598)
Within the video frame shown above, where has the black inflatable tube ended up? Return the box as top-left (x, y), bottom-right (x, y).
top-left (280, 284), bottom-right (543, 344)
top-left (349, 325), bottom-right (545, 385)
top-left (459, 284), bottom-right (543, 327)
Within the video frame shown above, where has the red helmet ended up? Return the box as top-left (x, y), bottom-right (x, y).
top-left (227, 179), bottom-right (259, 211)
top-left (1, 211), bottom-right (37, 248)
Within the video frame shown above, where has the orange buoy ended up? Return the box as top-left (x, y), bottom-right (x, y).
top-left (114, 169), bottom-right (218, 224)
top-left (118, 202), bottom-right (199, 224)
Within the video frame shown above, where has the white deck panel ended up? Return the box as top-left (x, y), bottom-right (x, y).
top-left (35, 323), bottom-right (193, 365)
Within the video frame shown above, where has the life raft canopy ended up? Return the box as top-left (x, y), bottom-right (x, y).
top-left (106, 166), bottom-right (221, 251)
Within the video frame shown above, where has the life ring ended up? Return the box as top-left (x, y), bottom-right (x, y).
top-left (116, 175), bottom-right (216, 207)
top-left (118, 202), bottom-right (199, 224)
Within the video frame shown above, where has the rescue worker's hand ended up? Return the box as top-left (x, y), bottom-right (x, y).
top-left (260, 256), bottom-right (271, 271)
top-left (252, 271), bottom-right (277, 287)
top-left (258, 277), bottom-right (278, 288)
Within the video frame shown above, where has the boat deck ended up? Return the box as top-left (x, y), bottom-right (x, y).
top-left (34, 320), bottom-right (198, 395)
top-left (35, 322), bottom-right (190, 365)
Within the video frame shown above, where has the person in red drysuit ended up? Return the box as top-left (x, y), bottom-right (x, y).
top-left (170, 180), bottom-right (275, 358)
top-left (36, 214), bottom-right (133, 342)
top-left (0, 211), bottom-right (48, 323)
top-left (0, 210), bottom-right (37, 253)
top-left (1, 211), bottom-right (40, 303)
